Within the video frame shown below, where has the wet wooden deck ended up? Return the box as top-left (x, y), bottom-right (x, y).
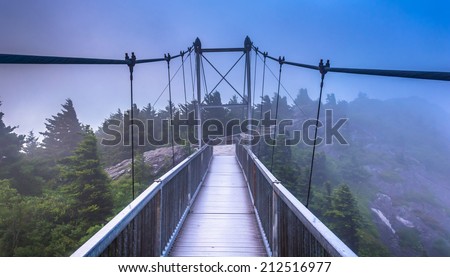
top-left (169, 150), bottom-right (267, 257)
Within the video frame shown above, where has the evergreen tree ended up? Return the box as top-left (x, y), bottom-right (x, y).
top-left (325, 184), bottom-right (361, 251)
top-left (325, 93), bottom-right (337, 107)
top-left (40, 99), bottom-right (83, 160)
top-left (24, 131), bottom-right (40, 158)
top-left (0, 180), bottom-right (23, 256)
top-left (61, 126), bottom-right (112, 225)
top-left (140, 103), bottom-right (157, 120)
top-left (0, 101), bottom-right (25, 178)
top-left (203, 91), bottom-right (228, 123)
top-left (134, 152), bottom-right (146, 184)
top-left (134, 152), bottom-right (152, 194)
top-left (9, 159), bottom-right (45, 196)
top-left (254, 94), bottom-right (271, 120)
top-left (96, 109), bottom-right (129, 166)
top-left (178, 100), bottom-right (197, 147)
top-left (294, 88), bottom-right (313, 106)
top-left (271, 93), bottom-right (291, 120)
top-left (293, 89), bottom-right (315, 119)
top-left (227, 94), bottom-right (245, 121)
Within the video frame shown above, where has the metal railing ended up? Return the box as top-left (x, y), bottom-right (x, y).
top-left (72, 145), bottom-right (213, 257)
top-left (236, 143), bottom-right (357, 257)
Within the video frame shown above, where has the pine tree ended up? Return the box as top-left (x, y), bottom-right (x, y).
top-left (0, 101), bottom-right (25, 176)
top-left (0, 180), bottom-right (23, 256)
top-left (203, 91), bottom-right (228, 123)
top-left (293, 89), bottom-right (315, 119)
top-left (325, 184), bottom-right (361, 251)
top-left (61, 126), bottom-right (112, 225)
top-left (271, 93), bottom-right (291, 120)
top-left (96, 109), bottom-right (129, 166)
top-left (227, 94), bottom-right (244, 121)
top-left (40, 99), bottom-right (83, 160)
top-left (294, 88), bottom-right (313, 107)
top-left (134, 152), bottom-right (152, 195)
top-left (24, 131), bottom-right (40, 158)
top-left (140, 103), bottom-right (157, 120)
top-left (0, 102), bottom-right (25, 184)
top-left (326, 93), bottom-right (337, 107)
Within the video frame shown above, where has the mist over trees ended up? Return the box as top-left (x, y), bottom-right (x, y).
top-left (40, 99), bottom-right (83, 160)
top-left (0, 100), bottom-right (112, 255)
top-left (1, 87), bottom-right (450, 256)
top-left (253, 90), bottom-right (450, 256)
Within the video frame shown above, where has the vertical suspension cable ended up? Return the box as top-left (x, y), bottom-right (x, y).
top-left (306, 59), bottom-right (329, 208)
top-left (258, 52), bottom-right (268, 157)
top-left (165, 54), bottom-right (176, 167)
top-left (242, 54), bottom-right (248, 120)
top-left (181, 51), bottom-right (188, 107)
top-left (252, 48), bottom-right (258, 119)
top-left (181, 50), bottom-right (191, 155)
top-left (126, 52), bottom-right (136, 200)
top-left (189, 48), bottom-right (195, 101)
top-left (200, 56), bottom-right (208, 99)
top-left (270, 56), bottom-right (284, 171)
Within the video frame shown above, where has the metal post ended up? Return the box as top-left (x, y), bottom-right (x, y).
top-left (272, 187), bottom-right (279, 257)
top-left (244, 36), bottom-right (252, 141)
top-left (194, 38), bottom-right (202, 147)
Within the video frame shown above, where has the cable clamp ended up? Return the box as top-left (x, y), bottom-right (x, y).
top-left (319, 59), bottom-right (330, 76)
top-left (125, 52), bottom-right (136, 79)
top-left (164, 53), bottom-right (171, 63)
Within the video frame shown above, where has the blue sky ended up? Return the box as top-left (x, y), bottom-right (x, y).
top-left (0, 0), bottom-right (449, 135)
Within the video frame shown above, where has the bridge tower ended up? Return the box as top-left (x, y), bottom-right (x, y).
top-left (194, 38), bottom-right (203, 147)
top-left (194, 36), bottom-right (253, 146)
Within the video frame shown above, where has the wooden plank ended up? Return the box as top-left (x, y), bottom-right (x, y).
top-left (170, 246), bottom-right (266, 252)
top-left (175, 235), bottom-right (263, 241)
top-left (174, 240), bottom-right (263, 246)
top-left (169, 251), bottom-right (267, 257)
top-left (203, 174), bottom-right (246, 187)
top-left (177, 227), bottom-right (262, 234)
top-left (168, 155), bottom-right (267, 257)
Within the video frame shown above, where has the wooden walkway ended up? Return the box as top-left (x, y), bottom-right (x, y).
top-left (169, 150), bottom-right (267, 257)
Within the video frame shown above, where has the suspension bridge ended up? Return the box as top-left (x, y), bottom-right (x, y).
top-left (2, 37), bottom-right (449, 257)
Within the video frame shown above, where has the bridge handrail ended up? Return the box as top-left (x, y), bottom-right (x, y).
top-left (72, 145), bottom-right (212, 257)
top-left (236, 143), bottom-right (357, 257)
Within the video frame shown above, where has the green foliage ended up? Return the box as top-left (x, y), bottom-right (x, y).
top-left (397, 227), bottom-right (424, 254)
top-left (40, 99), bottom-right (83, 160)
top-left (430, 239), bottom-right (450, 257)
top-left (378, 170), bottom-right (402, 184)
top-left (24, 131), bottom-right (40, 158)
top-left (0, 102), bottom-right (25, 178)
top-left (60, 126), bottom-right (112, 225)
top-left (134, 152), bottom-right (152, 186)
top-left (8, 159), bottom-right (45, 196)
top-left (0, 103), bottom-right (115, 256)
top-left (0, 180), bottom-right (23, 256)
top-left (203, 91), bottom-right (228, 124)
top-left (2, 89), bottom-right (449, 257)
top-left (108, 175), bottom-right (146, 215)
top-left (357, 228), bottom-right (390, 256)
top-left (324, 184), bottom-right (361, 250)
top-left (109, 176), bottom-right (134, 215)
